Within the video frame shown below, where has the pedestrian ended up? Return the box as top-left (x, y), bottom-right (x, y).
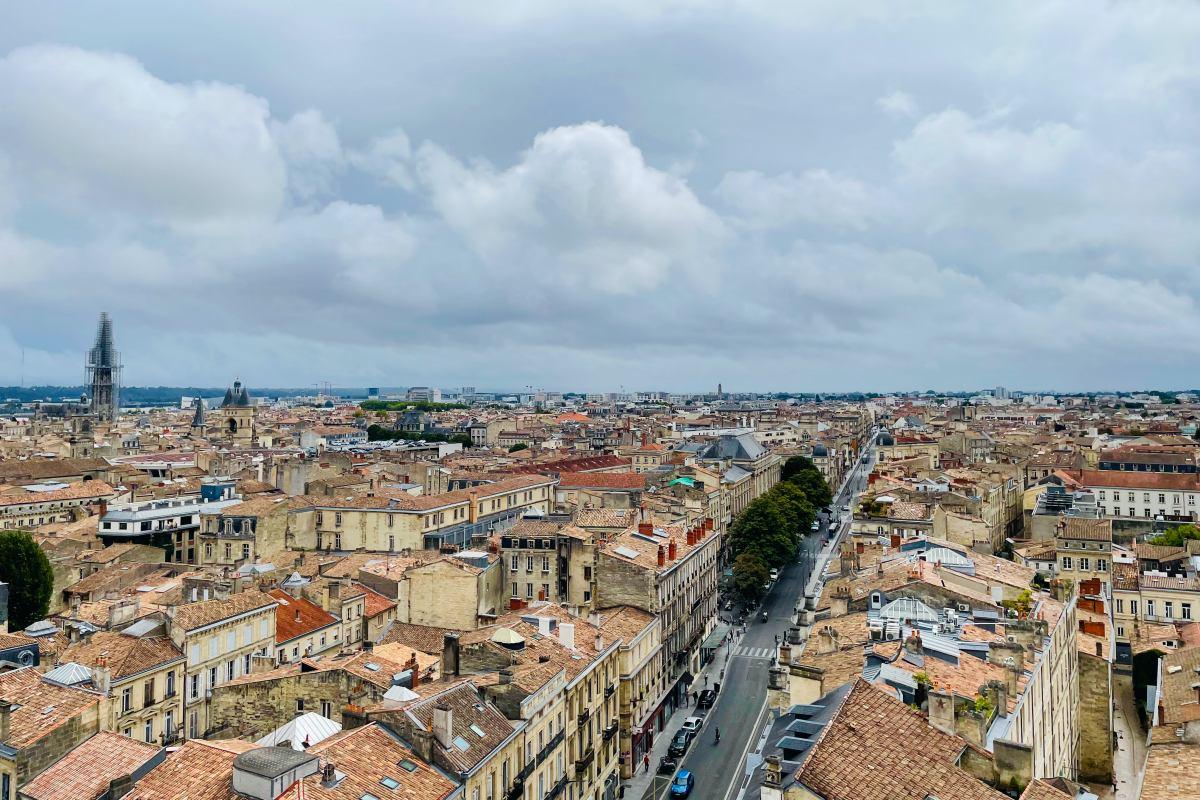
top-left (691, 691), bottom-right (698, 706)
top-left (703, 675), bottom-right (709, 688)
top-left (644, 753), bottom-right (650, 773)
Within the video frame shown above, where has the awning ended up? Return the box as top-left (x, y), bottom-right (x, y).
top-left (676, 671), bottom-right (695, 688)
top-left (701, 624), bottom-right (730, 650)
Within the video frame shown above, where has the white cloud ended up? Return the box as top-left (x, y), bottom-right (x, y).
top-left (416, 122), bottom-right (727, 294)
top-left (348, 128), bottom-right (416, 191)
top-left (876, 90), bottom-right (918, 119)
top-left (271, 109), bottom-right (345, 201)
top-left (716, 169), bottom-right (875, 231)
top-left (0, 45), bottom-right (286, 231)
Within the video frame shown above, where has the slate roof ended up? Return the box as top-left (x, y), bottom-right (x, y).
top-left (405, 682), bottom-right (516, 772)
top-left (698, 432), bottom-right (767, 462)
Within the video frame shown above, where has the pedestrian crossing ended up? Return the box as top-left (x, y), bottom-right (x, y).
top-left (733, 646), bottom-right (775, 659)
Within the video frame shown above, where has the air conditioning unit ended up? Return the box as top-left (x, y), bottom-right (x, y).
top-left (957, 603), bottom-right (970, 613)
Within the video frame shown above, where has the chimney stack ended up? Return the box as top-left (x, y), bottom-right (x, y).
top-left (657, 545), bottom-right (665, 567)
top-left (639, 522), bottom-right (653, 536)
top-left (0, 698), bottom-right (11, 743)
top-left (558, 622), bottom-right (575, 650)
top-left (668, 538), bottom-right (677, 561)
top-left (442, 632), bottom-right (460, 677)
top-left (432, 704), bottom-right (454, 749)
top-left (321, 762), bottom-right (338, 788)
top-left (107, 774), bottom-right (134, 799)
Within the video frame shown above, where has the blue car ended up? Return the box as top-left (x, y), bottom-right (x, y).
top-left (670, 770), bottom-right (694, 798)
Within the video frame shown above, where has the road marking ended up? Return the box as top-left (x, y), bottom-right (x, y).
top-left (721, 698), bottom-right (769, 800)
top-left (732, 646), bottom-right (774, 659)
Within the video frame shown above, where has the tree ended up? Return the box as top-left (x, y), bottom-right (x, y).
top-left (781, 455), bottom-right (818, 482)
top-left (508, 443), bottom-right (529, 453)
top-left (766, 482), bottom-right (816, 546)
top-left (448, 433), bottom-right (473, 447)
top-left (1149, 524), bottom-right (1200, 547)
top-left (728, 497), bottom-right (793, 568)
top-left (787, 469), bottom-right (833, 510)
top-left (0, 531), bottom-right (54, 630)
top-left (731, 552), bottom-right (770, 604)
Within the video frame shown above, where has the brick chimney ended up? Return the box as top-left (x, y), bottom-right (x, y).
top-left (657, 545), bottom-right (665, 567)
top-left (639, 522), bottom-right (653, 536)
top-left (704, 517), bottom-right (713, 530)
top-left (668, 538), bottom-right (677, 561)
top-left (0, 698), bottom-right (11, 743)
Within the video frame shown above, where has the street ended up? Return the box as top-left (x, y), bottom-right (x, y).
top-left (660, 438), bottom-right (878, 800)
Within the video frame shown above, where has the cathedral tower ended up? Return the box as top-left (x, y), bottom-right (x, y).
top-left (86, 312), bottom-right (121, 423)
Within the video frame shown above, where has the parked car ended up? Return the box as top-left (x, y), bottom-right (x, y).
top-left (810, 520), bottom-right (820, 531)
top-left (668, 729), bottom-right (693, 757)
top-left (681, 716), bottom-right (704, 735)
top-left (769, 568), bottom-right (779, 581)
top-left (670, 770), bottom-right (695, 798)
top-left (696, 689), bottom-right (717, 709)
top-left (658, 755), bottom-right (678, 775)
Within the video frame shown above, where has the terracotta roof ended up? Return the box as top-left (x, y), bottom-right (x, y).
top-left (0, 458), bottom-right (111, 481)
top-left (379, 622), bottom-right (454, 655)
top-left (1140, 741), bottom-right (1200, 800)
top-left (0, 667), bottom-right (100, 749)
top-left (170, 590), bottom-right (277, 632)
top-left (60, 631), bottom-right (183, 681)
top-left (557, 472), bottom-right (646, 490)
top-left (123, 739), bottom-right (256, 800)
top-left (1067, 468), bottom-right (1200, 491)
top-left (1058, 517), bottom-right (1112, 542)
top-left (596, 606), bottom-right (656, 642)
top-left (20, 731), bottom-right (160, 800)
top-left (796, 679), bottom-right (1006, 800)
top-left (405, 682), bottom-right (516, 771)
top-left (1018, 779), bottom-right (1074, 800)
top-left (268, 589), bottom-right (339, 644)
top-left (282, 722), bottom-right (456, 800)
top-left (575, 508), bottom-right (637, 528)
top-left (352, 582), bottom-right (397, 618)
top-left (0, 480), bottom-right (115, 507)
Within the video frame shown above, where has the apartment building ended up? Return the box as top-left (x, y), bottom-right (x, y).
top-left (267, 588), bottom-right (340, 663)
top-left (1062, 469), bottom-right (1200, 527)
top-left (596, 606), bottom-right (662, 778)
top-left (165, 589), bottom-right (277, 740)
top-left (100, 478), bottom-right (240, 562)
top-left (59, 627), bottom-right (185, 745)
top-left (1054, 517), bottom-right (1113, 592)
top-left (595, 520), bottom-right (719, 722)
top-left (0, 668), bottom-right (101, 794)
top-left (0, 480), bottom-right (116, 531)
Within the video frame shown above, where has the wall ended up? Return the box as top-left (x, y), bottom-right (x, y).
top-left (1076, 650), bottom-right (1113, 783)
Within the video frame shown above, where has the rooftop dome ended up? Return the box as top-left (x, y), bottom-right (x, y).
top-left (811, 444), bottom-right (828, 457)
top-left (221, 379), bottom-right (252, 408)
top-left (878, 432), bottom-right (895, 446)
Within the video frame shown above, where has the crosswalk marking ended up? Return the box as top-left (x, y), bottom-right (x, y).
top-left (733, 646), bottom-right (775, 659)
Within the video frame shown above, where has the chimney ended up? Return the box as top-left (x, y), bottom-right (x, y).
top-left (93, 657), bottom-right (112, 695)
top-left (558, 622), bottom-right (575, 650)
top-left (668, 538), bottom-right (677, 561)
top-left (214, 581), bottom-right (232, 601)
top-left (0, 698), bottom-right (11, 743)
top-left (763, 755), bottom-right (781, 788)
top-left (442, 632), bottom-right (460, 678)
top-left (107, 774), bottom-right (134, 799)
top-left (657, 545), bottom-right (665, 567)
top-left (594, 633), bottom-right (604, 652)
top-left (499, 668), bottom-right (513, 685)
top-left (685, 528), bottom-right (694, 546)
top-left (704, 517), bottom-right (713, 531)
top-left (406, 654), bottom-right (421, 689)
top-left (432, 704), bottom-right (454, 749)
top-left (904, 629), bottom-right (923, 656)
top-left (639, 522), bottom-right (653, 536)
top-left (321, 762), bottom-right (338, 788)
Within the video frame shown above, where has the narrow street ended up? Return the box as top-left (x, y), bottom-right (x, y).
top-left (628, 436), bottom-right (877, 800)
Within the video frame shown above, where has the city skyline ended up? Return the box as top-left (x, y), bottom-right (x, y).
top-left (3, 4), bottom-right (1199, 390)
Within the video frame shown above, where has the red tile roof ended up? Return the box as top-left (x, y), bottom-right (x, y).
top-left (557, 471), bottom-right (645, 490)
top-left (20, 731), bottom-right (160, 800)
top-left (268, 589), bottom-right (339, 644)
top-left (352, 581), bottom-right (397, 618)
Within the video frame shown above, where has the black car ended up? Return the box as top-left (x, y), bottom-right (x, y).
top-left (696, 689), bottom-right (717, 709)
top-left (658, 755), bottom-right (678, 775)
top-left (668, 729), bottom-right (693, 757)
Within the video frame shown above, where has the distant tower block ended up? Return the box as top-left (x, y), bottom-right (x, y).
top-left (86, 312), bottom-right (122, 423)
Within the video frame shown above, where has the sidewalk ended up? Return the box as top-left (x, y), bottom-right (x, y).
top-left (625, 631), bottom-right (743, 800)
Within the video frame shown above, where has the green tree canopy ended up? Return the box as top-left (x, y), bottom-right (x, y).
top-left (787, 469), bottom-right (833, 510)
top-left (0, 530), bottom-right (54, 630)
top-left (731, 552), bottom-right (770, 604)
top-left (1149, 524), bottom-right (1200, 547)
top-left (508, 442), bottom-right (529, 452)
top-left (448, 433), bottom-right (473, 447)
top-left (728, 497), bottom-right (793, 568)
top-left (781, 455), bottom-right (818, 482)
top-left (766, 481), bottom-right (816, 546)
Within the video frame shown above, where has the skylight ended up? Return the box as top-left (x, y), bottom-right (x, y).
top-left (363, 662), bottom-right (381, 671)
top-left (470, 723), bottom-right (486, 738)
top-left (398, 759), bottom-right (418, 772)
top-left (380, 777), bottom-right (401, 789)
top-left (452, 735), bottom-right (471, 751)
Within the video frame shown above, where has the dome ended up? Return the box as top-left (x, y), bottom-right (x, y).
top-left (221, 379), bottom-right (252, 408)
top-left (878, 432), bottom-right (895, 446)
top-left (811, 444), bottom-right (828, 457)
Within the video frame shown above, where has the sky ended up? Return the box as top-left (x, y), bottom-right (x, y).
top-left (1, 2), bottom-right (1199, 393)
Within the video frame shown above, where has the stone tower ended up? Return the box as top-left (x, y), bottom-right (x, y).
top-left (220, 379), bottom-right (256, 445)
top-left (86, 312), bottom-right (121, 423)
top-left (190, 397), bottom-right (207, 437)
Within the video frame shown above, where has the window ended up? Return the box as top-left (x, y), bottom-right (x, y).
top-left (583, 590), bottom-right (592, 603)
top-left (166, 671), bottom-right (176, 697)
top-left (228, 631), bottom-right (237, 651)
top-left (526, 556), bottom-right (534, 572)
top-left (583, 566), bottom-right (592, 581)
top-left (208, 666), bottom-right (217, 688)
top-left (335, 512), bottom-right (343, 527)
top-left (122, 686), bottom-right (132, 713)
top-left (1159, 493), bottom-right (1166, 504)
top-left (165, 710), bottom-right (174, 739)
top-left (242, 543), bottom-right (250, 560)
top-left (189, 674), bottom-right (199, 699)
top-left (388, 535), bottom-right (395, 552)
top-left (204, 543), bottom-right (213, 559)
top-left (244, 653), bottom-right (252, 674)
top-left (144, 678), bottom-right (155, 707)
top-left (542, 556), bottom-right (551, 572)
top-left (1079, 557), bottom-right (1090, 571)
top-left (525, 583), bottom-right (534, 599)
top-left (511, 582), bottom-right (518, 598)
top-left (1165, 601), bottom-right (1175, 619)
top-left (227, 659), bottom-right (237, 681)
top-left (316, 512), bottom-right (323, 526)
top-left (224, 542), bottom-right (231, 559)
top-left (541, 583), bottom-right (550, 599)
top-left (1115, 598), bottom-right (1124, 614)
top-left (1061, 556), bottom-right (1073, 571)
top-left (321, 699), bottom-right (333, 718)
top-left (144, 719), bottom-right (154, 743)
top-left (1184, 603), bottom-right (1193, 620)
top-left (1112, 507), bottom-right (1120, 517)
top-left (1127, 492), bottom-right (1135, 502)
top-left (1146, 600), bottom-right (1156, 619)
top-left (1130, 600), bottom-right (1139, 616)
top-left (334, 533), bottom-right (342, 550)
top-left (510, 555), bottom-right (518, 571)
top-left (1098, 491), bottom-right (1105, 500)
top-left (297, 698), bottom-right (305, 712)
top-left (1117, 625), bottom-right (1125, 638)
top-left (388, 513), bottom-right (395, 528)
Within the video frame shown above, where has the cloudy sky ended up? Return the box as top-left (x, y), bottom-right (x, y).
top-left (2, 2), bottom-right (1198, 393)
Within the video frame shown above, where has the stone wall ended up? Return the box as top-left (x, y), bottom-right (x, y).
top-left (208, 669), bottom-right (376, 740)
top-left (16, 704), bottom-right (100, 783)
top-left (595, 555), bottom-right (654, 614)
top-left (1076, 650), bottom-right (1113, 783)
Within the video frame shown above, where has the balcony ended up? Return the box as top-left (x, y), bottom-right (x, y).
top-left (602, 721), bottom-right (618, 741)
top-left (577, 708), bottom-right (591, 727)
top-left (546, 776), bottom-right (568, 800)
top-left (604, 683), bottom-right (615, 699)
top-left (574, 744), bottom-right (595, 774)
top-left (536, 730), bottom-right (565, 764)
top-left (505, 781), bottom-right (524, 800)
